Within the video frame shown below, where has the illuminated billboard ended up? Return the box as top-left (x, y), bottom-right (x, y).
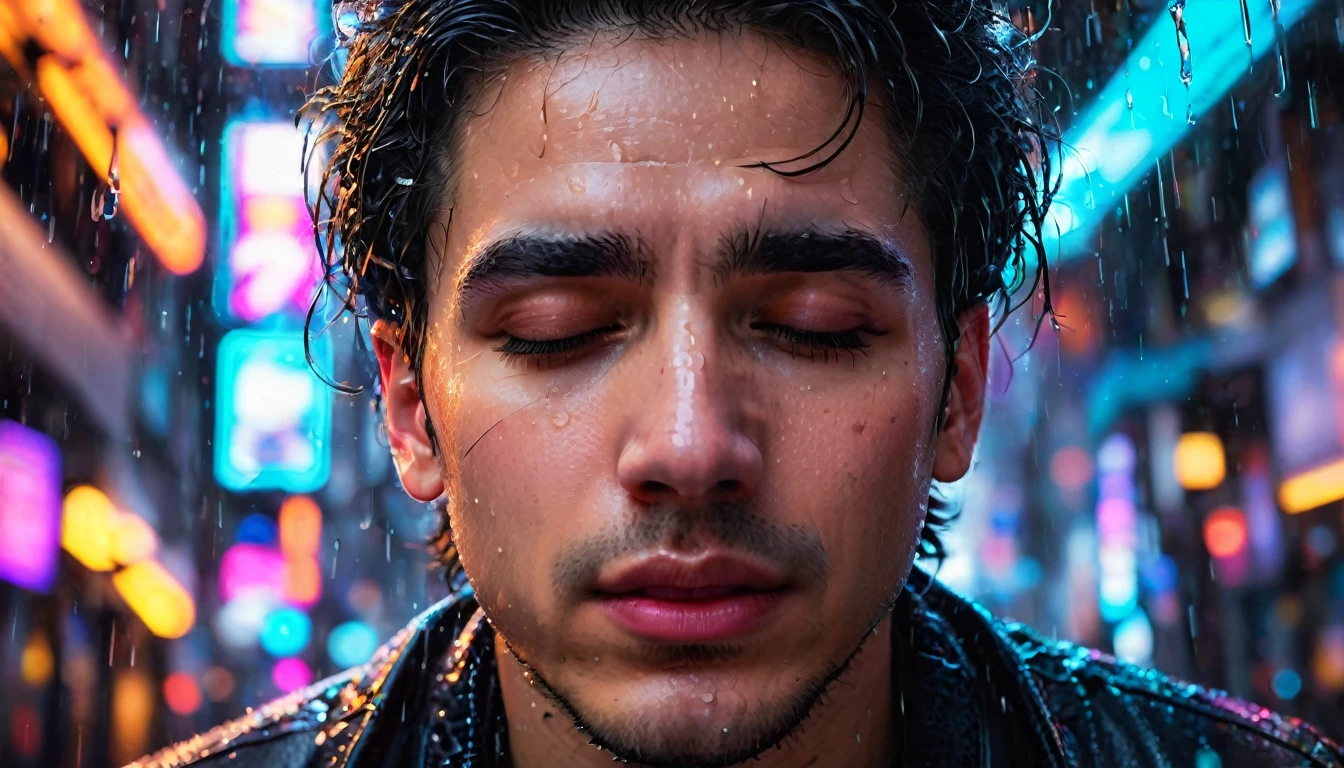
top-left (222, 0), bottom-right (323, 67)
top-left (215, 120), bottom-right (324, 325)
top-left (0, 421), bottom-right (61, 592)
top-left (214, 328), bottom-right (332, 492)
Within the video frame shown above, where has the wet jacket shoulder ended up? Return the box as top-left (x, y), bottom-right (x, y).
top-left (124, 590), bottom-right (488, 768)
top-left (1003, 620), bottom-right (1344, 767)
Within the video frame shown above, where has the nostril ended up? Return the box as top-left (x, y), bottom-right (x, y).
top-left (714, 479), bottom-right (742, 495)
top-left (639, 480), bottom-right (674, 497)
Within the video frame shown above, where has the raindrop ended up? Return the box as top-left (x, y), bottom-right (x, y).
top-left (608, 141), bottom-right (623, 162)
top-left (1270, 0), bottom-right (1289, 96)
top-left (551, 411), bottom-right (570, 428)
top-left (1238, 0), bottom-right (1253, 66)
top-left (689, 351), bottom-right (705, 371)
top-left (567, 177), bottom-right (586, 195)
top-left (701, 693), bottom-right (714, 703)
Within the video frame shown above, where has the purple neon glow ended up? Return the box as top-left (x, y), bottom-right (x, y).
top-left (226, 123), bottom-right (322, 323)
top-left (219, 542), bottom-right (287, 602)
top-left (271, 657), bottom-right (313, 693)
top-left (0, 421), bottom-right (61, 592)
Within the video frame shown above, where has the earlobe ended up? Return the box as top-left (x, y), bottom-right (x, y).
top-left (931, 306), bottom-right (991, 483)
top-left (371, 320), bottom-right (446, 502)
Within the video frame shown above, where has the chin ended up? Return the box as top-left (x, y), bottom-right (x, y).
top-left (533, 661), bottom-right (824, 768)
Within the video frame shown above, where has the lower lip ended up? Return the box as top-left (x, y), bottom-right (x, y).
top-left (597, 590), bottom-right (790, 644)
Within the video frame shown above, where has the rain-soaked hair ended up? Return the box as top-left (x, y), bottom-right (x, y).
top-left (301, 0), bottom-right (1059, 571)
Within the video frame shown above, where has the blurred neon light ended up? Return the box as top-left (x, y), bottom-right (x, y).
top-left (0, 0), bottom-right (205, 274)
top-left (216, 121), bottom-right (323, 324)
top-left (214, 328), bottom-right (332, 492)
top-left (260, 607), bottom-right (312, 657)
top-left (279, 496), bottom-right (322, 556)
top-left (327, 621), bottom-right (380, 668)
top-left (1173, 431), bottom-right (1226, 491)
top-left (1097, 433), bottom-right (1139, 624)
top-left (1248, 161), bottom-right (1298, 287)
top-left (219, 542), bottom-right (287, 602)
top-left (1048, 0), bottom-right (1322, 259)
top-left (61, 485), bottom-right (121, 572)
top-left (112, 561), bottom-right (196, 639)
top-left (0, 421), bottom-right (61, 592)
top-left (222, 0), bottom-right (321, 67)
top-left (1279, 457), bottom-right (1344, 514)
top-left (272, 657), bottom-right (313, 693)
top-left (1204, 507), bottom-right (1249, 559)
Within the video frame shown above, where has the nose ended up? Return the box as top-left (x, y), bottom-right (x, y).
top-left (615, 325), bottom-right (764, 507)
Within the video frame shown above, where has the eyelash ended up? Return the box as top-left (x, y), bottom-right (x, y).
top-left (751, 322), bottom-right (871, 363)
top-left (493, 323), bottom-right (873, 366)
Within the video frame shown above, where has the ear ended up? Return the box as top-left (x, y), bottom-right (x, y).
top-left (932, 305), bottom-right (991, 483)
top-left (372, 320), bottom-right (445, 502)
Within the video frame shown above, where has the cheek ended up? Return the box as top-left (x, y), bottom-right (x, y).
top-left (770, 370), bottom-right (937, 602)
top-left (435, 373), bottom-right (609, 614)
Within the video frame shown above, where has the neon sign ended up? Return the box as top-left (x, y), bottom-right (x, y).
top-left (216, 121), bottom-right (324, 324)
top-left (222, 0), bottom-right (322, 67)
top-left (214, 328), bottom-right (332, 492)
top-left (0, 421), bottom-right (61, 592)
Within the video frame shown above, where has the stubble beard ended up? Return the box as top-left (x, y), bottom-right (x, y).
top-left (496, 588), bottom-right (905, 768)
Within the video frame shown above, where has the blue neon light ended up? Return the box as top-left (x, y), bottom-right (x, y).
top-left (214, 328), bottom-right (332, 493)
top-left (1048, 0), bottom-right (1322, 260)
top-left (260, 607), bottom-right (313, 658)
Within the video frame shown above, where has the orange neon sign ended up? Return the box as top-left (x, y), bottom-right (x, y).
top-left (0, 0), bottom-right (205, 275)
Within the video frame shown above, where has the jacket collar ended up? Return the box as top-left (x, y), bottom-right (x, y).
top-left (307, 570), bottom-right (1073, 768)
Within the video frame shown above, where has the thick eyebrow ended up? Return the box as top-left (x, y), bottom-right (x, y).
top-left (712, 227), bottom-right (914, 289)
top-left (457, 232), bottom-right (650, 301)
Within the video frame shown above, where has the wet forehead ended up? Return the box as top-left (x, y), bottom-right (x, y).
top-left (436, 30), bottom-right (924, 296)
top-left (458, 31), bottom-right (860, 171)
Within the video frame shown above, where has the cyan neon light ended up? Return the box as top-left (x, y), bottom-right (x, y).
top-left (1048, 0), bottom-right (1322, 260)
top-left (215, 328), bottom-right (332, 493)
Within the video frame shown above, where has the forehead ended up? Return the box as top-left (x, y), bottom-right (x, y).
top-left (440, 30), bottom-right (927, 283)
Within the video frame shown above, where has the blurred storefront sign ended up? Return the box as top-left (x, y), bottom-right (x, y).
top-left (1267, 288), bottom-right (1344, 512)
top-left (0, 0), bottom-right (205, 275)
top-left (222, 0), bottom-right (324, 67)
top-left (215, 120), bottom-right (324, 324)
top-left (0, 182), bottom-right (133, 439)
top-left (214, 328), bottom-right (332, 492)
top-left (0, 420), bottom-right (61, 592)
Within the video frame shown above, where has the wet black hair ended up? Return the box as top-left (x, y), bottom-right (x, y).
top-left (302, 0), bottom-right (1059, 567)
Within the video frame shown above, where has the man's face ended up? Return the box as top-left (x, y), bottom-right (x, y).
top-left (376, 31), bottom-right (988, 767)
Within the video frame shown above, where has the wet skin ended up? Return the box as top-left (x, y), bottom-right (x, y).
top-left (374, 30), bottom-right (989, 768)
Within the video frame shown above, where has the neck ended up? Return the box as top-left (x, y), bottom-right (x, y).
top-left (496, 617), bottom-right (897, 768)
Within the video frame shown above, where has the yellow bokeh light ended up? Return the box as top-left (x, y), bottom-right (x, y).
top-left (110, 512), bottom-right (159, 566)
top-left (1173, 432), bottom-right (1225, 491)
top-left (62, 485), bottom-right (117, 571)
top-left (111, 561), bottom-right (195, 639)
top-left (20, 631), bottom-right (54, 687)
top-left (1279, 458), bottom-right (1344, 515)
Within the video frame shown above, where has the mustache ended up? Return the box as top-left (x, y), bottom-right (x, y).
top-left (551, 501), bottom-right (828, 601)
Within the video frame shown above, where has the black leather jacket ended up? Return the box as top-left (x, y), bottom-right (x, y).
top-left (127, 570), bottom-right (1344, 767)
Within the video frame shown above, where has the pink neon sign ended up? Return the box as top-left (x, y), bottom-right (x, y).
top-left (219, 122), bottom-right (323, 324)
top-left (0, 421), bottom-right (61, 592)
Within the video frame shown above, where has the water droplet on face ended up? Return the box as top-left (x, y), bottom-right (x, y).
top-left (552, 411), bottom-right (570, 428)
top-left (608, 141), bottom-right (623, 161)
top-left (672, 352), bottom-right (693, 368)
top-left (567, 177), bottom-right (586, 195)
top-left (701, 692), bottom-right (714, 703)
top-left (689, 351), bottom-right (705, 370)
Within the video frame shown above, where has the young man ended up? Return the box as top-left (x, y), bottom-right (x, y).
top-left (135, 2), bottom-right (1342, 766)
